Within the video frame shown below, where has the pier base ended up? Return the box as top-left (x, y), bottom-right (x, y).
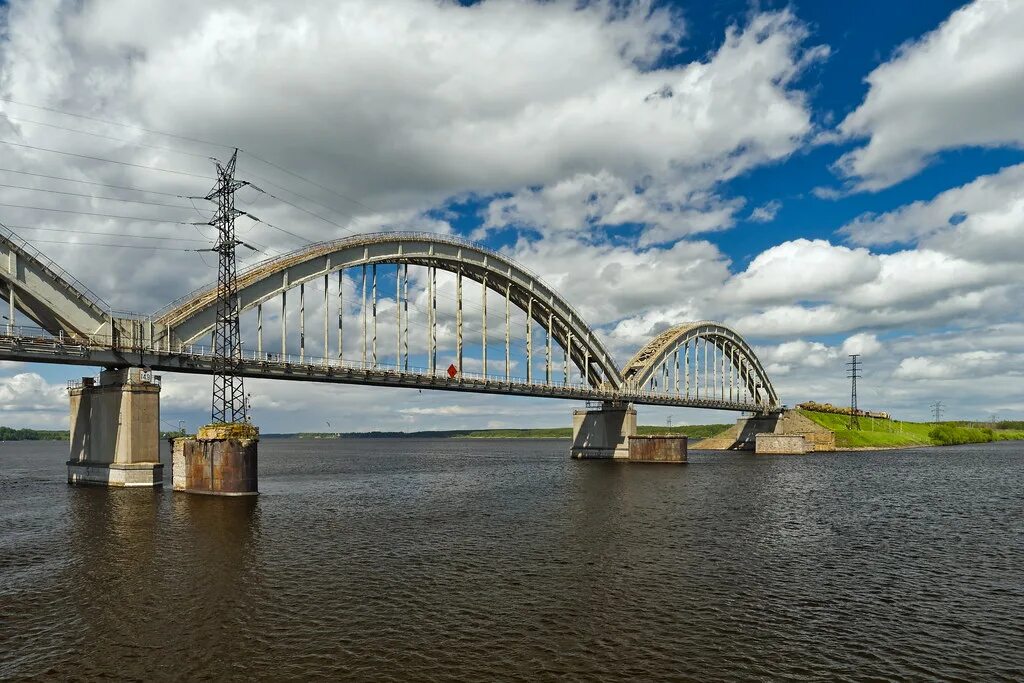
top-left (628, 435), bottom-right (687, 463)
top-left (172, 423), bottom-right (259, 496)
top-left (571, 402), bottom-right (636, 459)
top-left (67, 368), bottom-right (163, 487)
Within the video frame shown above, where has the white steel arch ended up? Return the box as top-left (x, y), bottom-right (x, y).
top-left (621, 321), bottom-right (779, 409)
top-left (155, 232), bottom-right (623, 389)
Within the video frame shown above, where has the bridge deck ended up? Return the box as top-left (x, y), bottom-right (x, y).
top-left (0, 331), bottom-right (765, 412)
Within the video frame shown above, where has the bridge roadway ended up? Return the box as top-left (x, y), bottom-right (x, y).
top-left (0, 329), bottom-right (759, 412)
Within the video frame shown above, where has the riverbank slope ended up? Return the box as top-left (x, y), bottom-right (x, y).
top-left (799, 410), bottom-right (1024, 449)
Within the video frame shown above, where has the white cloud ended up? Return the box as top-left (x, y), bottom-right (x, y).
top-left (841, 333), bottom-right (881, 357)
top-left (834, 0), bottom-right (1024, 189)
top-left (507, 235), bottom-right (730, 332)
top-left (0, 371), bottom-right (65, 412)
top-left (893, 350), bottom-right (1010, 381)
top-left (840, 163), bottom-right (1024, 264)
top-left (721, 239), bottom-right (878, 306)
top-left (748, 200), bottom-right (782, 223)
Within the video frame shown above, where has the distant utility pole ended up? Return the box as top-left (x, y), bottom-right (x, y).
top-left (930, 401), bottom-right (944, 423)
top-left (846, 354), bottom-right (862, 430)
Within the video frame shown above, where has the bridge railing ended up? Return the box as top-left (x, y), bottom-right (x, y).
top-left (0, 222), bottom-right (111, 312)
top-left (0, 328), bottom-right (772, 408)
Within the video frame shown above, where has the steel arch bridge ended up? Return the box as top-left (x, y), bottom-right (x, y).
top-left (0, 227), bottom-right (780, 412)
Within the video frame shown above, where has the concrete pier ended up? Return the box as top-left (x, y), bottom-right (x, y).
top-left (67, 367), bottom-right (163, 487)
top-left (754, 433), bottom-right (809, 455)
top-left (571, 402), bottom-right (636, 459)
top-left (628, 435), bottom-right (687, 463)
top-left (172, 423), bottom-right (259, 496)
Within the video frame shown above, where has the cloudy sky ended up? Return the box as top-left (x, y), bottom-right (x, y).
top-left (0, 0), bottom-right (1022, 432)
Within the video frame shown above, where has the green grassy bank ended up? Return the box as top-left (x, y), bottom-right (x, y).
top-left (799, 410), bottom-right (1024, 449)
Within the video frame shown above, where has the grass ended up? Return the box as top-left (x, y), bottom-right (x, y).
top-left (799, 410), bottom-right (1024, 449)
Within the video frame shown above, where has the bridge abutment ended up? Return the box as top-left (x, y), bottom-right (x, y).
top-left (172, 424), bottom-right (259, 496)
top-left (67, 368), bottom-right (163, 487)
top-left (570, 402), bottom-right (636, 459)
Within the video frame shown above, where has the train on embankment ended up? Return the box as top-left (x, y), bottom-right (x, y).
top-left (797, 401), bottom-right (891, 421)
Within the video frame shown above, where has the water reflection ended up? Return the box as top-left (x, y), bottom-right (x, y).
top-left (2, 439), bottom-right (1022, 681)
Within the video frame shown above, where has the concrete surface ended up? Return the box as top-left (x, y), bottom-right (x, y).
top-left (570, 403), bottom-right (636, 459)
top-left (67, 367), bottom-right (162, 487)
top-left (628, 435), bottom-right (687, 463)
top-left (754, 433), bottom-right (809, 455)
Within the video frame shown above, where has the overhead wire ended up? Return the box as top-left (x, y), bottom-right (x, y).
top-left (243, 181), bottom-right (362, 237)
top-left (0, 97), bottom-right (397, 262)
top-left (0, 181), bottom-right (199, 209)
top-left (0, 139), bottom-right (213, 179)
top-left (0, 113), bottom-right (213, 159)
top-left (0, 95), bottom-right (231, 151)
top-left (0, 201), bottom-right (196, 223)
top-left (0, 167), bottom-right (191, 197)
top-left (240, 149), bottom-right (377, 215)
top-left (6, 224), bottom-right (208, 243)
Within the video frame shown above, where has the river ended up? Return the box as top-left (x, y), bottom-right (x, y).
top-left (1, 438), bottom-right (1022, 681)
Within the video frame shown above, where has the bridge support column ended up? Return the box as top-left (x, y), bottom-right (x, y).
top-left (67, 368), bottom-right (163, 487)
top-left (570, 402), bottom-right (636, 459)
top-left (172, 423), bottom-right (259, 496)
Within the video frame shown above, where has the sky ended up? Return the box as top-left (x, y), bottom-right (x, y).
top-left (0, 0), bottom-right (1022, 432)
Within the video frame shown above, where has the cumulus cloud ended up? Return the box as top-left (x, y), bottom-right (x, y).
top-left (721, 239), bottom-right (878, 306)
top-left (0, 371), bottom-right (66, 412)
top-left (833, 0), bottom-right (1024, 189)
top-left (840, 163), bottom-right (1024, 263)
top-left (841, 333), bottom-right (881, 357)
top-left (893, 351), bottom-right (1011, 381)
top-left (0, 0), bottom-right (825, 316)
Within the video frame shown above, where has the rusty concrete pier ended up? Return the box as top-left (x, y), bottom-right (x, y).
top-left (172, 423), bottom-right (259, 496)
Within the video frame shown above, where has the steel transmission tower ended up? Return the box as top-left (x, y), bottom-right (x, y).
top-left (930, 401), bottom-right (944, 423)
top-left (205, 149), bottom-right (249, 424)
top-left (847, 354), bottom-right (862, 430)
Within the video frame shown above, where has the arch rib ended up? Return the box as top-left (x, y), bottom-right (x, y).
top-left (622, 321), bottom-right (779, 409)
top-left (155, 232), bottom-right (623, 389)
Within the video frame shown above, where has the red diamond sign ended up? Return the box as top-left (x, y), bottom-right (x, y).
top-left (447, 364), bottom-right (458, 378)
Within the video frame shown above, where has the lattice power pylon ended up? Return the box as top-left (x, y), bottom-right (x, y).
top-left (205, 149), bottom-right (249, 424)
top-left (847, 354), bottom-right (862, 430)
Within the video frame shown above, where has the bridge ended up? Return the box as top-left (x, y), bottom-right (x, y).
top-left (0, 225), bottom-right (780, 488)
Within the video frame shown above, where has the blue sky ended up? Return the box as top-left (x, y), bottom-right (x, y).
top-left (0, 0), bottom-right (1022, 431)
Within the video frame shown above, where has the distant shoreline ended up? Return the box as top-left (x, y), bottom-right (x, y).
top-left (1, 424), bottom-right (730, 442)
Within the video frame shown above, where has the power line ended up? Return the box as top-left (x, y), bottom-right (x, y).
top-left (0, 201), bottom-right (195, 223)
top-left (15, 237), bottom-right (195, 251)
top-left (0, 113), bottom-right (212, 159)
top-left (244, 180), bottom-right (362, 237)
top-left (241, 149), bottom-right (377, 215)
top-left (0, 95), bottom-right (231, 151)
top-left (0, 181), bottom-right (195, 209)
top-left (6, 224), bottom-right (208, 243)
top-left (930, 400), bottom-right (944, 423)
top-left (248, 216), bottom-right (317, 245)
top-left (0, 139), bottom-right (213, 179)
top-left (0, 95), bottom-right (380, 230)
top-left (0, 166), bottom-right (192, 197)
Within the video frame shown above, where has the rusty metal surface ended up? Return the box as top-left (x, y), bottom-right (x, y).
top-left (180, 438), bottom-right (258, 495)
top-left (628, 435), bottom-right (687, 463)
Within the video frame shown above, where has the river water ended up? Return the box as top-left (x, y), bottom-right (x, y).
top-left (1, 438), bottom-right (1022, 681)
